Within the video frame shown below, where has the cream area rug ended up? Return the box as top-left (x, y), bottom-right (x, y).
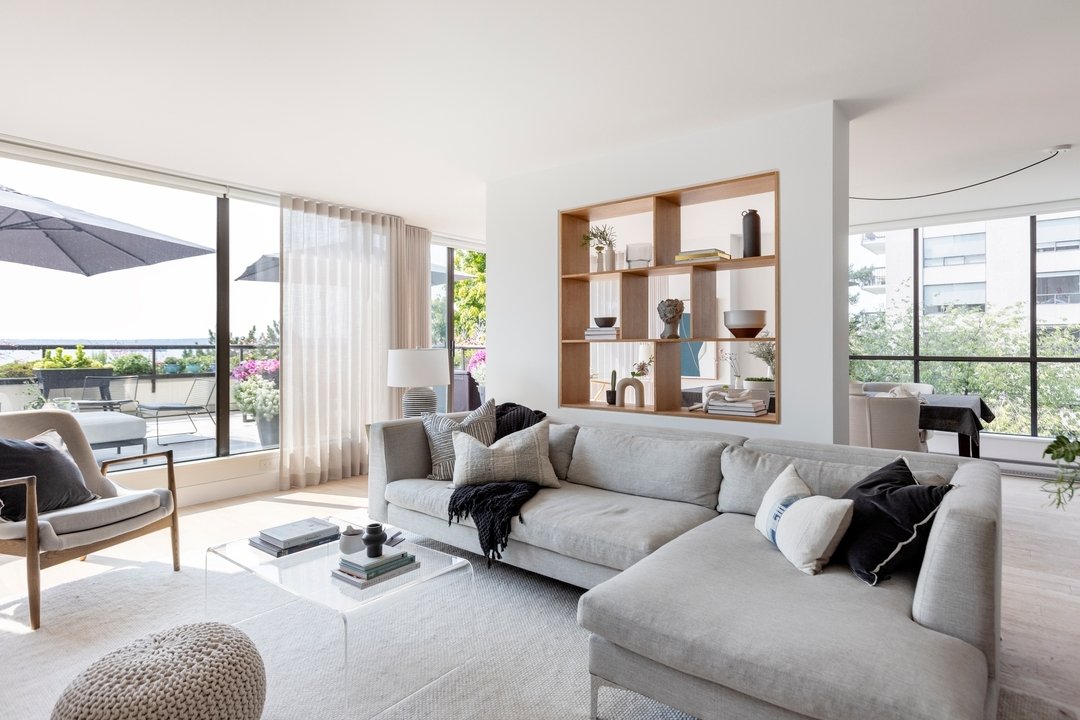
top-left (1, 542), bottom-right (1075, 720)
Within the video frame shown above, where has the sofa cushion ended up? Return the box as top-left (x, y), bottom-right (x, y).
top-left (839, 458), bottom-right (954, 586)
top-left (754, 465), bottom-right (853, 575)
top-left (385, 478), bottom-right (716, 570)
top-left (578, 513), bottom-right (988, 720)
top-left (548, 424), bottom-right (579, 481)
top-left (565, 427), bottom-right (726, 509)
top-left (451, 420), bottom-right (559, 488)
top-left (0, 432), bottom-right (97, 521)
top-left (718, 445), bottom-right (948, 515)
top-left (421, 399), bottom-right (496, 480)
top-left (43, 489), bottom-right (168, 535)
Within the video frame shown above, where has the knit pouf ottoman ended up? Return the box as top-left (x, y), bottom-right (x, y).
top-left (52, 622), bottom-right (265, 720)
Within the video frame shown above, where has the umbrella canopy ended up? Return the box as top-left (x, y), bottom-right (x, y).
top-left (236, 253), bottom-right (474, 284)
top-left (0, 185), bottom-right (213, 276)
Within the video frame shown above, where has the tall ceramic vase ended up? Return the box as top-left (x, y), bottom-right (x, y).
top-left (603, 247), bottom-right (616, 272)
top-left (742, 209), bottom-right (761, 258)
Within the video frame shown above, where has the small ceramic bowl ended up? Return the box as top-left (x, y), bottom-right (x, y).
top-left (723, 310), bottom-right (766, 338)
top-left (594, 316), bottom-right (617, 327)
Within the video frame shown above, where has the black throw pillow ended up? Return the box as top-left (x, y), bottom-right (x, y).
top-left (494, 402), bottom-right (546, 440)
top-left (838, 458), bottom-right (954, 586)
top-left (0, 435), bottom-right (96, 521)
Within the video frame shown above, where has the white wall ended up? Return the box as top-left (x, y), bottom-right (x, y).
top-left (487, 102), bottom-right (850, 443)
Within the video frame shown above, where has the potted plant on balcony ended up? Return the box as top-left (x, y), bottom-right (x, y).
top-left (184, 358), bottom-right (204, 374)
top-left (162, 357), bottom-right (183, 374)
top-left (32, 345), bottom-right (110, 399)
top-left (1043, 431), bottom-right (1080, 508)
top-left (234, 374), bottom-right (280, 445)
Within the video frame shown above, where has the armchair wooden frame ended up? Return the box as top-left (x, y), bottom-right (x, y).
top-left (0, 449), bottom-right (179, 630)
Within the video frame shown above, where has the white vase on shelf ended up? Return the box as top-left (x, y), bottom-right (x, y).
top-left (602, 248), bottom-right (616, 272)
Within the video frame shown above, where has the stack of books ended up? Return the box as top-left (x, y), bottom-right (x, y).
top-left (332, 549), bottom-right (421, 589)
top-left (706, 398), bottom-right (768, 417)
top-left (675, 248), bottom-right (731, 263)
top-left (249, 517), bottom-right (340, 557)
top-left (585, 326), bottom-right (621, 340)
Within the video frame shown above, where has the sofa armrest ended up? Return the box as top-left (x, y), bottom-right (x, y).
top-left (368, 418), bottom-right (434, 522)
top-left (912, 459), bottom-right (1001, 682)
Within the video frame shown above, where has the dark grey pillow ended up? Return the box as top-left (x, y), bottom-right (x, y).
top-left (0, 434), bottom-right (96, 521)
top-left (837, 458), bottom-right (954, 586)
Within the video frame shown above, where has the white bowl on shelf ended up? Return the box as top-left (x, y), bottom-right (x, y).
top-left (723, 310), bottom-right (766, 339)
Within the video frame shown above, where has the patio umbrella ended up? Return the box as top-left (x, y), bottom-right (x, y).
top-left (236, 253), bottom-right (474, 284)
top-left (0, 185), bottom-right (213, 276)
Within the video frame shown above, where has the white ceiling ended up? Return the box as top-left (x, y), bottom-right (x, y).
top-left (2, 1), bottom-right (1078, 240)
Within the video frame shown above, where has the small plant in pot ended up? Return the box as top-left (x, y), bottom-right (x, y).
top-left (162, 357), bottom-right (183, 374)
top-left (582, 224), bottom-right (617, 271)
top-left (1043, 431), bottom-right (1080, 508)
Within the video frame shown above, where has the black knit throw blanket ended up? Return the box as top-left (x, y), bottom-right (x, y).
top-left (448, 481), bottom-right (539, 566)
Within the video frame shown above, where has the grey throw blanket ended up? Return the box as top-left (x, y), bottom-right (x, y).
top-left (448, 481), bottom-right (540, 566)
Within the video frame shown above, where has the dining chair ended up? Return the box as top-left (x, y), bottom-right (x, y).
top-left (137, 378), bottom-right (216, 443)
top-left (0, 409), bottom-right (179, 630)
top-left (849, 394), bottom-right (926, 452)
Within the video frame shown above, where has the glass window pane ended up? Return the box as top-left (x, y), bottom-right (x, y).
top-left (920, 361), bottom-right (1030, 435)
top-left (848, 230), bottom-right (914, 356)
top-left (1036, 212), bottom-right (1080, 356)
top-left (849, 359), bottom-right (914, 384)
top-left (0, 156), bottom-right (217, 462)
top-left (430, 244), bottom-right (449, 412)
top-left (1037, 362), bottom-right (1080, 436)
top-left (920, 219), bottom-right (1030, 357)
top-left (229, 199), bottom-right (280, 454)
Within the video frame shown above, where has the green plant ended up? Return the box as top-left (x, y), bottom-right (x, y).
top-left (111, 354), bottom-right (154, 375)
top-left (234, 375), bottom-right (279, 419)
top-left (631, 356), bottom-right (654, 378)
top-left (1042, 432), bottom-right (1080, 508)
top-left (0, 360), bottom-right (36, 378)
top-left (749, 335), bottom-right (776, 377)
top-left (162, 356), bottom-right (183, 366)
top-left (33, 345), bottom-right (104, 370)
top-left (610, 369), bottom-right (617, 387)
top-left (22, 378), bottom-right (46, 409)
top-left (582, 225), bottom-right (617, 255)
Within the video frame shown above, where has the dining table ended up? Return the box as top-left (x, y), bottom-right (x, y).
top-left (918, 394), bottom-right (996, 458)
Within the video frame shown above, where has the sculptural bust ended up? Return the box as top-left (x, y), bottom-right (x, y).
top-left (657, 298), bottom-right (685, 339)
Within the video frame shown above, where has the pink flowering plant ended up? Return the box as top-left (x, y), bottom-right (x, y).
top-left (466, 349), bottom-right (487, 386)
top-left (231, 359), bottom-right (280, 419)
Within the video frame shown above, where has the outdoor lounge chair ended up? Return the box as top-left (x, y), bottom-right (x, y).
top-left (0, 409), bottom-right (179, 630)
top-left (76, 374), bottom-right (139, 413)
top-left (137, 378), bottom-right (216, 443)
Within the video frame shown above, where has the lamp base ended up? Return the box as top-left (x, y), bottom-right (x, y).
top-left (402, 386), bottom-right (438, 417)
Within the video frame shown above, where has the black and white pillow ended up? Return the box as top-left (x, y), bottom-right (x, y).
top-left (839, 458), bottom-right (954, 585)
top-left (422, 399), bottom-right (497, 480)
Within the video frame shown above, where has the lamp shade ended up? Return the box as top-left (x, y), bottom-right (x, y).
top-left (387, 348), bottom-right (450, 388)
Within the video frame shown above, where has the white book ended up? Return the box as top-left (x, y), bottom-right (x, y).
top-left (331, 560), bottom-right (422, 589)
top-left (259, 517), bottom-right (339, 549)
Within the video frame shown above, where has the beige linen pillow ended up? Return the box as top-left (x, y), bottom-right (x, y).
top-left (754, 465), bottom-right (854, 575)
top-left (421, 399), bottom-right (496, 480)
top-left (451, 420), bottom-right (560, 488)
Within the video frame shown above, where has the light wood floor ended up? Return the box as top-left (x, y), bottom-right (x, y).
top-left (2, 474), bottom-right (1078, 711)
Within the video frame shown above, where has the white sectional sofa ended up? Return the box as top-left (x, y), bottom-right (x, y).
top-left (368, 417), bottom-right (1002, 720)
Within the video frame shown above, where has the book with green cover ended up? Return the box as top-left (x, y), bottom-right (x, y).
top-left (331, 561), bottom-right (422, 589)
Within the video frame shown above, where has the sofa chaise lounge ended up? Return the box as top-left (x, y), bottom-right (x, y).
top-left (368, 417), bottom-right (1001, 720)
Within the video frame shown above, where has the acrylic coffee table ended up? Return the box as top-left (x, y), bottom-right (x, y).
top-left (206, 517), bottom-right (474, 718)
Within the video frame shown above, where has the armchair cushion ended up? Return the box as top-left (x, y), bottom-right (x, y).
top-left (0, 433), bottom-right (96, 521)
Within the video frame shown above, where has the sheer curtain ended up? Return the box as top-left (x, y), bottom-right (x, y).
top-left (389, 225), bottom-right (433, 417)
top-left (280, 196), bottom-right (398, 488)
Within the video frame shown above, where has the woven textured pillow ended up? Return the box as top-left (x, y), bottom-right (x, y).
top-left (754, 465), bottom-right (854, 575)
top-left (451, 420), bottom-right (560, 488)
top-left (422, 399), bottom-right (496, 480)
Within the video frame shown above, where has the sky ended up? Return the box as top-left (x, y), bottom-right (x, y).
top-left (0, 156), bottom-right (279, 355)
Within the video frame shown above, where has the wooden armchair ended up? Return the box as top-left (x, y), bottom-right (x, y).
top-left (0, 410), bottom-right (179, 629)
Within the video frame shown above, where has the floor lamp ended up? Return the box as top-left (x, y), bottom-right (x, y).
top-left (388, 348), bottom-right (450, 417)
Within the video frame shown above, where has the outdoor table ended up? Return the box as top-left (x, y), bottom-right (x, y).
top-left (919, 394), bottom-right (995, 458)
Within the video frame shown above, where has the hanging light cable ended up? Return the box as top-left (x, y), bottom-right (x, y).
top-left (850, 145), bottom-right (1070, 201)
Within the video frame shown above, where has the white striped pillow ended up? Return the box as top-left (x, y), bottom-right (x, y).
top-left (421, 399), bottom-right (496, 480)
top-left (451, 420), bottom-right (560, 488)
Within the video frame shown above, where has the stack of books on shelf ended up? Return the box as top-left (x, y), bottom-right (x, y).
top-left (675, 248), bottom-right (731, 263)
top-left (584, 326), bottom-right (620, 340)
top-left (706, 398), bottom-right (768, 417)
top-left (249, 517), bottom-right (340, 557)
top-left (332, 549), bottom-right (421, 589)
